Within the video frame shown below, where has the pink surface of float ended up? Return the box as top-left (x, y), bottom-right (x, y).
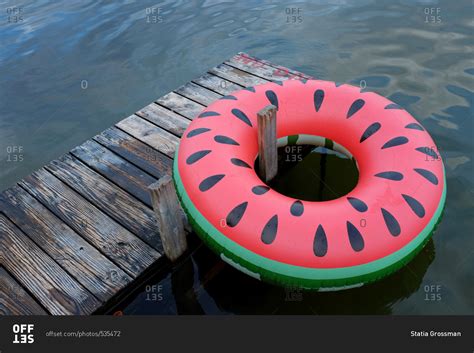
top-left (176, 79), bottom-right (445, 270)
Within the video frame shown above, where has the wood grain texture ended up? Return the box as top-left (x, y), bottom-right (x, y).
top-left (0, 186), bottom-right (132, 301)
top-left (18, 168), bottom-right (161, 278)
top-left (237, 52), bottom-right (312, 79)
top-left (192, 73), bottom-right (243, 95)
top-left (135, 104), bottom-right (190, 137)
top-left (149, 176), bottom-right (187, 262)
top-left (0, 267), bottom-right (47, 315)
top-left (174, 82), bottom-right (221, 106)
top-left (209, 63), bottom-right (268, 87)
top-left (0, 215), bottom-right (101, 315)
top-left (226, 53), bottom-right (312, 82)
top-left (117, 115), bottom-right (179, 158)
top-left (156, 91), bottom-right (205, 120)
top-left (71, 139), bottom-right (157, 206)
top-left (258, 105), bottom-right (278, 182)
top-left (94, 127), bottom-right (172, 179)
top-left (45, 154), bottom-right (163, 252)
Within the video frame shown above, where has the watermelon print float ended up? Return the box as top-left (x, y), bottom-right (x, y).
top-left (173, 79), bottom-right (446, 290)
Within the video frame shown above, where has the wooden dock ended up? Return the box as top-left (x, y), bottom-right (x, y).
top-left (0, 53), bottom-right (312, 315)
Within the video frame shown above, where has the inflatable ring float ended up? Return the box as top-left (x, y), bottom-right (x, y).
top-left (173, 79), bottom-right (446, 290)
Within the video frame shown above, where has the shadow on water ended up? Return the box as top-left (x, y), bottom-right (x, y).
top-left (118, 236), bottom-right (434, 315)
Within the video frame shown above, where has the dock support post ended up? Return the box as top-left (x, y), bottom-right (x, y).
top-left (149, 175), bottom-right (188, 261)
top-left (257, 104), bottom-right (278, 182)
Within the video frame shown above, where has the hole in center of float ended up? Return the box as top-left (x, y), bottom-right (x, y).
top-left (254, 134), bottom-right (359, 202)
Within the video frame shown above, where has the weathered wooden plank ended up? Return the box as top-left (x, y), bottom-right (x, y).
top-left (238, 52), bottom-right (312, 79)
top-left (226, 53), bottom-right (312, 82)
top-left (71, 140), bottom-right (156, 206)
top-left (18, 168), bottom-right (161, 278)
top-left (45, 154), bottom-right (163, 251)
top-left (135, 104), bottom-right (190, 137)
top-left (117, 115), bottom-right (179, 158)
top-left (0, 267), bottom-right (47, 315)
top-left (0, 215), bottom-right (101, 315)
top-left (156, 91), bottom-right (205, 120)
top-left (0, 186), bottom-right (132, 301)
top-left (149, 176), bottom-right (187, 262)
top-left (209, 63), bottom-right (268, 87)
top-left (192, 73), bottom-right (243, 96)
top-left (94, 127), bottom-right (172, 179)
top-left (258, 105), bottom-right (278, 182)
top-left (174, 82), bottom-right (221, 106)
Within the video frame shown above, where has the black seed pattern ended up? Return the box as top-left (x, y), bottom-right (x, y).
top-left (187, 128), bottom-right (211, 138)
top-left (198, 111), bottom-right (220, 118)
top-left (335, 82), bottom-right (344, 87)
top-left (261, 215), bottom-right (278, 244)
top-left (384, 103), bottom-right (402, 109)
top-left (231, 158), bottom-right (251, 168)
top-left (360, 122), bottom-right (381, 143)
top-left (252, 185), bottom-right (270, 195)
top-left (347, 221), bottom-right (365, 252)
top-left (416, 147), bottom-right (439, 160)
top-left (313, 225), bottom-right (328, 257)
top-left (199, 174), bottom-right (225, 192)
top-left (214, 135), bottom-right (240, 145)
top-left (347, 197), bottom-right (368, 212)
top-left (244, 87), bottom-right (255, 92)
top-left (402, 194), bottom-right (425, 218)
top-left (381, 208), bottom-right (401, 236)
top-left (414, 168), bottom-right (439, 185)
top-left (290, 200), bottom-right (304, 217)
top-left (221, 95), bottom-right (237, 100)
top-left (405, 123), bottom-right (425, 131)
top-left (273, 80), bottom-right (283, 86)
top-left (347, 99), bottom-right (365, 118)
top-left (381, 136), bottom-right (409, 149)
top-left (226, 202), bottom-right (248, 227)
top-left (374, 171), bottom-right (404, 181)
top-left (186, 150), bottom-right (211, 165)
top-left (231, 108), bottom-right (253, 127)
top-left (314, 89), bottom-right (325, 112)
top-left (300, 78), bottom-right (308, 84)
top-left (265, 90), bottom-right (278, 110)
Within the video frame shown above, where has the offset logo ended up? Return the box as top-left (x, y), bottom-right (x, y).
top-left (12, 324), bottom-right (34, 344)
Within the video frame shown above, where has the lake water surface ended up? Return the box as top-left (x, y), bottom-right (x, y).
top-left (1, 0), bottom-right (472, 314)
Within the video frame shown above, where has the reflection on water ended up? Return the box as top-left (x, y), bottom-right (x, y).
top-left (1, 0), bottom-right (472, 314)
top-left (119, 237), bottom-right (435, 315)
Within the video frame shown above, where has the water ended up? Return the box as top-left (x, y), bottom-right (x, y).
top-left (1, 0), bottom-right (472, 314)
top-left (259, 145), bottom-right (359, 201)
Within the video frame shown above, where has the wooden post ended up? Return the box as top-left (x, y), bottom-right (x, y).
top-left (149, 175), bottom-right (187, 261)
top-left (257, 104), bottom-right (278, 182)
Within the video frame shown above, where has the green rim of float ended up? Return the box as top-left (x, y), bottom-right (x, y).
top-left (173, 151), bottom-right (446, 290)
